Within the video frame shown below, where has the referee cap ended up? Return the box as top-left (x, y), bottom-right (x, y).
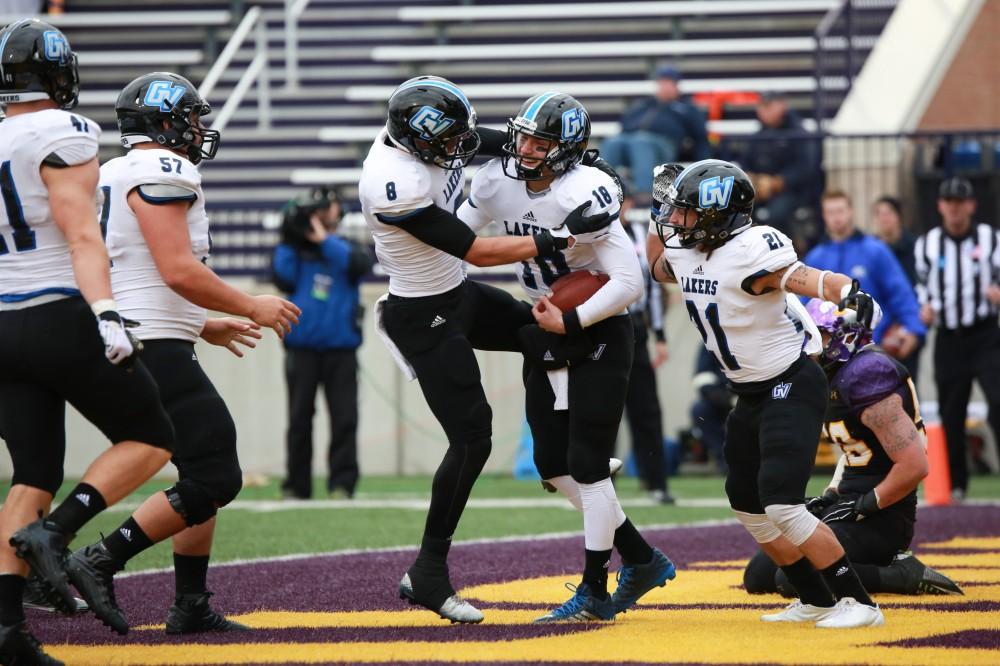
top-left (938, 177), bottom-right (974, 200)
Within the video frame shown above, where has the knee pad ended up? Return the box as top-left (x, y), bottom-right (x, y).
top-left (764, 503), bottom-right (820, 547)
top-left (165, 480), bottom-right (218, 527)
top-left (733, 510), bottom-right (782, 544)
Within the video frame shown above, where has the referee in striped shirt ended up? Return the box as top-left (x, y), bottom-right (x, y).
top-left (915, 177), bottom-right (1000, 500)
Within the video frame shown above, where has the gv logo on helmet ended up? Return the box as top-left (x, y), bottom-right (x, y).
top-left (561, 107), bottom-right (585, 141)
top-left (42, 31), bottom-right (70, 63)
top-left (698, 175), bottom-right (735, 209)
top-left (143, 81), bottom-right (186, 113)
top-left (409, 105), bottom-right (455, 140)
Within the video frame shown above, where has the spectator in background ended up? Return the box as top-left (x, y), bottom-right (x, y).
top-left (621, 196), bottom-right (673, 504)
top-left (600, 66), bottom-right (709, 197)
top-left (804, 191), bottom-right (926, 369)
top-left (915, 178), bottom-right (1000, 501)
top-left (273, 188), bottom-right (373, 499)
top-left (737, 92), bottom-right (823, 246)
top-left (873, 196), bottom-right (918, 286)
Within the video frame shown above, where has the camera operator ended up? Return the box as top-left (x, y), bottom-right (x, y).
top-left (273, 188), bottom-right (373, 499)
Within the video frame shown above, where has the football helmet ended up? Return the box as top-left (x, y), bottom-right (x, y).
top-left (0, 19), bottom-right (79, 109)
top-left (386, 76), bottom-right (479, 170)
top-left (116, 72), bottom-right (220, 164)
top-left (805, 298), bottom-right (872, 370)
top-left (651, 159), bottom-right (754, 250)
top-left (503, 92), bottom-right (590, 181)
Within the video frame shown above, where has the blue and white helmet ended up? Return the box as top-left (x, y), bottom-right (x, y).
top-left (651, 159), bottom-right (755, 249)
top-left (502, 91), bottom-right (590, 181)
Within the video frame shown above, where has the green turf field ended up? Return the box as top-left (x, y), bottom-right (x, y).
top-left (6, 474), bottom-right (1000, 572)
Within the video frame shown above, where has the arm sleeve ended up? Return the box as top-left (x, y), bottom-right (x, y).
top-left (383, 204), bottom-right (477, 259)
top-left (576, 225), bottom-right (644, 328)
top-left (836, 352), bottom-right (905, 416)
top-left (476, 126), bottom-right (507, 158)
top-left (873, 242), bottom-right (926, 337)
top-left (272, 244), bottom-right (301, 285)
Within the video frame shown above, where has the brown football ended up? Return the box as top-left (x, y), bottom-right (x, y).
top-left (545, 270), bottom-right (610, 311)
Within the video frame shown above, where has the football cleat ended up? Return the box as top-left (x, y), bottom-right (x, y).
top-left (761, 599), bottom-right (839, 623)
top-left (533, 582), bottom-right (617, 623)
top-left (611, 547), bottom-right (676, 613)
top-left (399, 572), bottom-right (483, 624)
top-left (165, 591), bottom-right (250, 635)
top-left (23, 572), bottom-right (88, 613)
top-left (891, 552), bottom-right (964, 596)
top-left (65, 543), bottom-right (128, 635)
top-left (0, 621), bottom-right (63, 666)
top-left (815, 597), bottom-right (885, 628)
top-left (8, 519), bottom-right (76, 614)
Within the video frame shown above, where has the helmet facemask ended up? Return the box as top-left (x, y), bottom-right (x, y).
top-left (651, 161), bottom-right (752, 251)
top-left (158, 98), bottom-right (220, 164)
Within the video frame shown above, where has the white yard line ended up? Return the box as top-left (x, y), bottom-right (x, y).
top-left (118, 517), bottom-right (741, 578)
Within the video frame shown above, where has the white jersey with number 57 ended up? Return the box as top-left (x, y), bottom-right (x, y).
top-left (0, 108), bottom-right (101, 305)
top-left (101, 148), bottom-right (209, 342)
top-left (660, 224), bottom-right (805, 383)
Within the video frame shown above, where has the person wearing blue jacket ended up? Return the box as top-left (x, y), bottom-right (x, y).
top-left (804, 191), bottom-right (926, 366)
top-left (273, 189), bottom-right (373, 499)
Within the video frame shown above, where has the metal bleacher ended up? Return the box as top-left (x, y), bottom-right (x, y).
top-left (7, 0), bottom-right (896, 276)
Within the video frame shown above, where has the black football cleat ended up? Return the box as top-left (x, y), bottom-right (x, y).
top-left (165, 592), bottom-right (250, 635)
top-left (398, 563), bottom-right (483, 624)
top-left (0, 621), bottom-right (63, 665)
top-left (8, 520), bottom-right (76, 615)
top-left (23, 572), bottom-right (88, 614)
top-left (892, 552), bottom-right (964, 596)
top-left (65, 543), bottom-right (128, 635)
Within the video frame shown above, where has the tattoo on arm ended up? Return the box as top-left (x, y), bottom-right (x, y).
top-left (860, 393), bottom-right (920, 456)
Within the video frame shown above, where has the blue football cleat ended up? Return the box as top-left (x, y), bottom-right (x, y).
top-left (533, 582), bottom-right (617, 623)
top-left (611, 547), bottom-right (676, 613)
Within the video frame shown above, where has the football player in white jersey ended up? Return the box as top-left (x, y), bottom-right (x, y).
top-left (647, 159), bottom-right (885, 628)
top-left (360, 77), bottom-right (616, 623)
top-left (458, 92), bottom-right (675, 622)
top-left (56, 72), bottom-right (299, 637)
top-left (0, 21), bottom-right (175, 663)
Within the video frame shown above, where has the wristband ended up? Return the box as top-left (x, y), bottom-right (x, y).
top-left (816, 270), bottom-right (830, 301)
top-left (779, 261), bottom-right (802, 291)
top-left (91, 299), bottom-right (117, 316)
top-left (562, 308), bottom-right (584, 335)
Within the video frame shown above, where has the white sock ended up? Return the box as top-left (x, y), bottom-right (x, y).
top-left (578, 478), bottom-right (626, 551)
top-left (544, 475), bottom-right (583, 511)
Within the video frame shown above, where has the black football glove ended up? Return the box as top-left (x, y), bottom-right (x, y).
top-left (837, 279), bottom-right (879, 330)
top-left (805, 488), bottom-right (840, 517)
top-left (821, 490), bottom-right (880, 523)
top-left (581, 150), bottom-right (626, 203)
top-left (557, 201), bottom-right (612, 237)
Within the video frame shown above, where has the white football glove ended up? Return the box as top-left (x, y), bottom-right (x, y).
top-left (93, 300), bottom-right (142, 368)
